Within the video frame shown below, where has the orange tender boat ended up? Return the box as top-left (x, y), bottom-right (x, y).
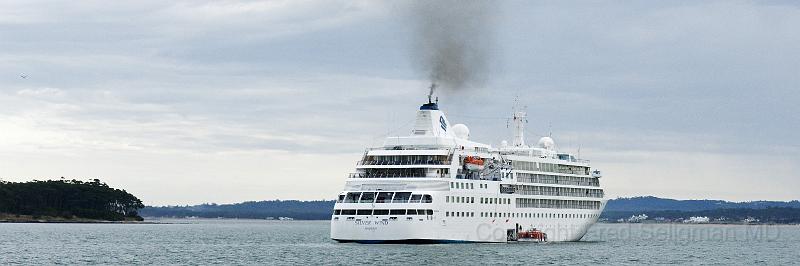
top-left (518, 229), bottom-right (547, 242)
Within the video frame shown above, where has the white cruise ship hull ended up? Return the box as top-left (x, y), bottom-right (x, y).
top-left (330, 208), bottom-right (604, 243)
top-left (331, 184), bottom-right (606, 243)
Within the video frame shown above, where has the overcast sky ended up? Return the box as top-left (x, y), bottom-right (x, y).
top-left (1, 1), bottom-right (798, 205)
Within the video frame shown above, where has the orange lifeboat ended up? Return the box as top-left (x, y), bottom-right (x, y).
top-left (463, 156), bottom-right (484, 171)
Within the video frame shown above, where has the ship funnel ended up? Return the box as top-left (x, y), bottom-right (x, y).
top-left (420, 83), bottom-right (439, 110)
top-left (420, 102), bottom-right (439, 110)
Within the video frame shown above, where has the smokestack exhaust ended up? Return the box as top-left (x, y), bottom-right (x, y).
top-left (407, 0), bottom-right (499, 99)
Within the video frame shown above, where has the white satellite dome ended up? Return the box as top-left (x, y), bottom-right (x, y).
top-left (452, 124), bottom-right (470, 140)
top-left (537, 136), bottom-right (555, 150)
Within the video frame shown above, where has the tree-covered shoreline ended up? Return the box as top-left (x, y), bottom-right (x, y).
top-left (0, 179), bottom-right (145, 222)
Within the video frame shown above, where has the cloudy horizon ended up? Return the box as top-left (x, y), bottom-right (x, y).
top-left (1, 1), bottom-right (798, 205)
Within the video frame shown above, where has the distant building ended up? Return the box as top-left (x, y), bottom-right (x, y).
top-left (683, 216), bottom-right (710, 223)
top-left (627, 214), bottom-right (648, 223)
top-left (743, 217), bottom-right (759, 223)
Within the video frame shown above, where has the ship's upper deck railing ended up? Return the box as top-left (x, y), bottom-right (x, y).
top-left (348, 173), bottom-right (449, 179)
top-left (357, 159), bottom-right (450, 166)
top-left (499, 150), bottom-right (590, 164)
top-left (365, 146), bottom-right (453, 151)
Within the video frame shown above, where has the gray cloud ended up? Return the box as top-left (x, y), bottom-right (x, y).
top-left (0, 1), bottom-right (798, 204)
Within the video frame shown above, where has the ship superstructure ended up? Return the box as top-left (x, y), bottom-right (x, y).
top-left (330, 98), bottom-right (605, 243)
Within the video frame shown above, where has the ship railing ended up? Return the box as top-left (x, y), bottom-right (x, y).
top-left (557, 157), bottom-right (591, 164)
top-left (348, 173), bottom-right (450, 179)
top-left (363, 147), bottom-right (454, 151)
top-left (356, 160), bottom-right (450, 166)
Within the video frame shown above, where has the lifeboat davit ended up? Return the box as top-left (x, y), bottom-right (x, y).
top-left (463, 156), bottom-right (484, 171)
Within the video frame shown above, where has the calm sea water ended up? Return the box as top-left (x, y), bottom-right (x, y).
top-left (1, 219), bottom-right (797, 265)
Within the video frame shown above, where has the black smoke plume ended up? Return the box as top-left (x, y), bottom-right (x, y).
top-left (407, 0), bottom-right (499, 99)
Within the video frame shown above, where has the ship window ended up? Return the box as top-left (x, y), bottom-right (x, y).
top-left (356, 209), bottom-right (372, 215)
top-left (373, 209), bottom-right (389, 215)
top-left (392, 192), bottom-right (412, 203)
top-left (359, 192), bottom-right (376, 203)
top-left (450, 182), bottom-right (454, 188)
top-left (427, 210), bottom-right (434, 215)
top-left (390, 209), bottom-right (406, 215)
top-left (337, 194), bottom-right (345, 203)
top-left (410, 194), bottom-right (422, 203)
top-left (446, 211), bottom-right (450, 217)
top-left (334, 209), bottom-right (341, 215)
top-left (471, 197), bottom-right (475, 203)
top-left (344, 192), bottom-right (360, 203)
top-left (470, 183), bottom-right (474, 189)
top-left (419, 209), bottom-right (427, 215)
top-left (407, 209), bottom-right (417, 215)
top-left (341, 209), bottom-right (356, 215)
top-left (422, 195), bottom-right (433, 203)
top-left (375, 192), bottom-right (393, 203)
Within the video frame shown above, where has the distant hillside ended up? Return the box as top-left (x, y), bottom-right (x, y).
top-left (140, 200), bottom-right (335, 220)
top-left (605, 196), bottom-right (800, 212)
top-left (140, 196), bottom-right (800, 222)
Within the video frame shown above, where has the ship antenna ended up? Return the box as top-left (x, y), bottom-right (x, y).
top-left (511, 94), bottom-right (527, 147)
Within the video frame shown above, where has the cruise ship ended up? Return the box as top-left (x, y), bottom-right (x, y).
top-left (330, 97), bottom-right (605, 243)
